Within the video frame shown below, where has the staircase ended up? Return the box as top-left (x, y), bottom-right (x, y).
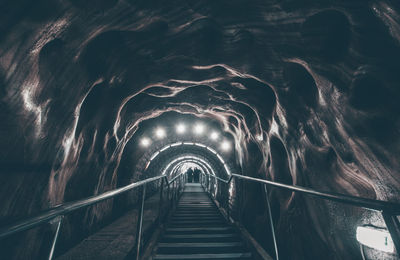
top-left (152, 183), bottom-right (253, 259)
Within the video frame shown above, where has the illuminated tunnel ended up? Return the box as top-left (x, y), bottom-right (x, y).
top-left (0, 1), bottom-right (400, 259)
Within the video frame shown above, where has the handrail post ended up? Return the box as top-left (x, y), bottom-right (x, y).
top-left (48, 216), bottom-right (63, 260)
top-left (183, 173), bottom-right (186, 190)
top-left (382, 211), bottom-right (400, 255)
top-left (209, 175), bottom-right (212, 194)
top-left (178, 175), bottom-right (181, 195)
top-left (216, 178), bottom-right (219, 199)
top-left (135, 184), bottom-right (146, 260)
top-left (209, 175), bottom-right (211, 192)
top-left (173, 178), bottom-right (176, 201)
top-left (178, 175), bottom-right (181, 196)
top-left (180, 174), bottom-right (184, 194)
top-left (227, 182), bottom-right (230, 221)
top-left (158, 178), bottom-right (164, 224)
top-left (167, 181), bottom-right (172, 211)
top-left (177, 178), bottom-right (180, 196)
top-left (172, 180), bottom-right (174, 200)
top-left (212, 176), bottom-right (214, 192)
top-left (177, 178), bottom-right (179, 198)
top-left (214, 177), bottom-right (217, 198)
top-left (173, 181), bottom-right (176, 202)
top-left (264, 184), bottom-right (279, 260)
top-left (208, 174), bottom-right (210, 192)
top-left (177, 178), bottom-right (179, 199)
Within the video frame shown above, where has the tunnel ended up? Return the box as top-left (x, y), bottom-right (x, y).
top-left (1, 0), bottom-right (400, 259)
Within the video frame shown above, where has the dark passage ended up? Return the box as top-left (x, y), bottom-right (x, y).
top-left (152, 183), bottom-right (253, 259)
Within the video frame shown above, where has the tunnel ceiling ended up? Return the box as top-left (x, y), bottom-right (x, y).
top-left (1, 0), bottom-right (400, 258)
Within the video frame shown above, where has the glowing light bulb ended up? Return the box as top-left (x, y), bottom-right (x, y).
top-left (140, 137), bottom-right (151, 147)
top-left (210, 131), bottom-right (219, 140)
top-left (221, 140), bottom-right (231, 151)
top-left (194, 123), bottom-right (205, 135)
top-left (176, 123), bottom-right (186, 134)
top-left (155, 127), bottom-right (166, 139)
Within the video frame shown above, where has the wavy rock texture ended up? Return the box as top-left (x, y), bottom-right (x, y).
top-left (1, 0), bottom-right (400, 259)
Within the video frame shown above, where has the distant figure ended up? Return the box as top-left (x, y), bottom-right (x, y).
top-left (193, 168), bottom-right (200, 183)
top-left (187, 168), bottom-right (194, 183)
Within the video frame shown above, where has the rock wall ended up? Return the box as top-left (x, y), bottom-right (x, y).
top-left (1, 0), bottom-right (400, 259)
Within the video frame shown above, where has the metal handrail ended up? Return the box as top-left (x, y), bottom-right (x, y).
top-left (200, 172), bottom-right (400, 259)
top-left (0, 172), bottom-right (187, 260)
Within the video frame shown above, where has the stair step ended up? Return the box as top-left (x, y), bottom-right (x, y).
top-left (153, 252), bottom-right (252, 259)
top-left (160, 234), bottom-right (240, 243)
top-left (179, 201), bottom-right (212, 203)
top-left (175, 211), bottom-right (216, 213)
top-left (157, 242), bottom-right (246, 254)
top-left (176, 209), bottom-right (215, 211)
top-left (176, 207), bottom-right (215, 209)
top-left (168, 222), bottom-right (227, 227)
top-left (173, 214), bottom-right (221, 217)
top-left (153, 184), bottom-right (253, 259)
top-left (179, 202), bottom-right (212, 203)
top-left (163, 234), bottom-right (238, 239)
top-left (174, 212), bottom-right (218, 215)
top-left (178, 205), bottom-right (213, 206)
top-left (165, 227), bottom-right (234, 233)
top-left (178, 203), bottom-right (213, 205)
top-left (176, 209), bottom-right (215, 210)
top-left (169, 222), bottom-right (226, 226)
top-left (177, 204), bottom-right (213, 206)
top-left (158, 242), bottom-right (243, 248)
top-left (174, 212), bottom-right (219, 215)
top-left (170, 219), bottom-right (224, 222)
top-left (172, 215), bottom-right (221, 218)
top-left (173, 214), bottom-right (220, 217)
top-left (171, 217), bottom-right (222, 221)
top-left (176, 210), bottom-right (216, 212)
top-left (178, 205), bottom-right (213, 207)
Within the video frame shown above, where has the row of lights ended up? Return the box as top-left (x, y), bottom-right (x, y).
top-left (140, 123), bottom-right (231, 151)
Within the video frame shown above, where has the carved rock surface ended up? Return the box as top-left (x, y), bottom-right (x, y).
top-left (0, 1), bottom-right (399, 259)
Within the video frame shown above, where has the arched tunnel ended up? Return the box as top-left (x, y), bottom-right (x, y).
top-left (1, 0), bottom-right (400, 259)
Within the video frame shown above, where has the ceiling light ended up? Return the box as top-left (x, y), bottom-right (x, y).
top-left (210, 131), bottom-right (219, 140)
top-left (140, 137), bottom-right (151, 147)
top-left (194, 123), bottom-right (205, 135)
top-left (256, 134), bottom-right (263, 141)
top-left (155, 127), bottom-right (166, 139)
top-left (356, 226), bottom-right (394, 253)
top-left (176, 123), bottom-right (186, 134)
top-left (221, 140), bottom-right (231, 151)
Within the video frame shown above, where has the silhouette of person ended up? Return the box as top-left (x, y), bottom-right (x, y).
top-left (193, 168), bottom-right (200, 183)
top-left (187, 168), bottom-right (194, 183)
